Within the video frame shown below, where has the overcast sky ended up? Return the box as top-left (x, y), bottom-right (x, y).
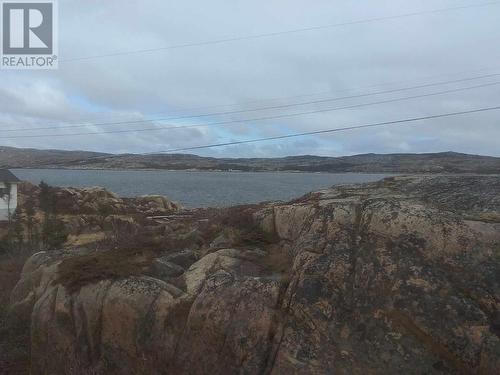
top-left (1, 0), bottom-right (499, 157)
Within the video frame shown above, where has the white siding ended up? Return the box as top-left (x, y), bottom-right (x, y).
top-left (0, 182), bottom-right (18, 221)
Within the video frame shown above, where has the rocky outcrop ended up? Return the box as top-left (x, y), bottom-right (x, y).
top-left (258, 176), bottom-right (500, 374)
top-left (10, 176), bottom-right (500, 374)
top-left (18, 182), bottom-right (182, 216)
top-left (13, 182), bottom-right (182, 248)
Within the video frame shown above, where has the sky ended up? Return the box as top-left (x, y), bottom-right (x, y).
top-left (1, 0), bottom-right (500, 157)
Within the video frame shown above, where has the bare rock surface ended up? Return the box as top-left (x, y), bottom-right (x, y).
top-left (10, 175), bottom-right (500, 374)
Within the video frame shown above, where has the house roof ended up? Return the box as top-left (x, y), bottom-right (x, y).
top-left (0, 169), bottom-right (20, 183)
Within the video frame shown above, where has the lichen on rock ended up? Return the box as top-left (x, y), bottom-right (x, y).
top-left (9, 176), bottom-right (500, 374)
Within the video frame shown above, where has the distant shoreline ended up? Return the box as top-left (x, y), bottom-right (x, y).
top-left (1, 148), bottom-right (499, 174)
top-left (11, 167), bottom-right (394, 174)
top-left (9, 167), bottom-right (500, 176)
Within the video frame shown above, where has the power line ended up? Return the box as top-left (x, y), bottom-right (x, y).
top-left (13, 64), bottom-right (500, 129)
top-left (5, 72), bottom-right (500, 133)
top-left (149, 105), bottom-right (500, 153)
top-left (0, 80), bottom-right (499, 140)
top-left (62, 1), bottom-right (500, 62)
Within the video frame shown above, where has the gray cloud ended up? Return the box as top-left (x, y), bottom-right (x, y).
top-left (0, 0), bottom-right (499, 156)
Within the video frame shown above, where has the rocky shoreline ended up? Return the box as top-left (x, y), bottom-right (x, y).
top-left (6, 175), bottom-right (500, 374)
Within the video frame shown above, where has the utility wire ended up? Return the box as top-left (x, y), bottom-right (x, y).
top-left (150, 105), bottom-right (500, 153)
top-left (18, 64), bottom-right (500, 129)
top-left (6, 72), bottom-right (500, 133)
top-left (62, 1), bottom-right (500, 62)
top-left (0, 80), bottom-right (499, 140)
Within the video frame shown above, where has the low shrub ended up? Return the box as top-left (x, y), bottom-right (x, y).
top-left (55, 249), bottom-right (152, 293)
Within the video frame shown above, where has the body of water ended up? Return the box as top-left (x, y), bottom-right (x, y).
top-left (13, 169), bottom-right (391, 208)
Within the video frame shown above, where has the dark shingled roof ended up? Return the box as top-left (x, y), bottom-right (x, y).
top-left (0, 169), bottom-right (20, 182)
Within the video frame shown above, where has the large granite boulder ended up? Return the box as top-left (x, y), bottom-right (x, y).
top-left (10, 176), bottom-right (500, 374)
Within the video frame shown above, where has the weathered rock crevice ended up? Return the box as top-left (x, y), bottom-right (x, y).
top-left (9, 176), bottom-right (500, 374)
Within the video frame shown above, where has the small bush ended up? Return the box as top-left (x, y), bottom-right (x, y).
top-left (55, 249), bottom-right (152, 293)
top-left (42, 217), bottom-right (69, 250)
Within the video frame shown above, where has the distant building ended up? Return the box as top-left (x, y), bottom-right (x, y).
top-left (0, 170), bottom-right (20, 221)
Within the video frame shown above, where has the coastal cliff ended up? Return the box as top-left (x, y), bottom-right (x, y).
top-left (8, 176), bottom-right (500, 374)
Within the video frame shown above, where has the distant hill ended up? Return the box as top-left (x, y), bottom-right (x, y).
top-left (0, 146), bottom-right (499, 173)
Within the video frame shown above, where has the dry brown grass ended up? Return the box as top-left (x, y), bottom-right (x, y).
top-left (54, 205), bottom-right (281, 294)
top-left (55, 249), bottom-right (153, 293)
top-left (54, 220), bottom-right (196, 293)
top-left (0, 255), bottom-right (27, 306)
top-left (198, 205), bottom-right (279, 247)
top-left (65, 232), bottom-right (107, 247)
top-left (0, 253), bottom-right (32, 375)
